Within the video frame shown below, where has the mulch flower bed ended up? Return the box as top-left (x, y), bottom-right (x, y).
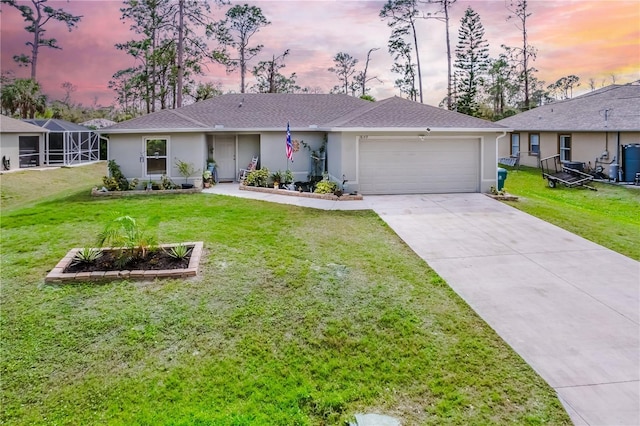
top-left (45, 242), bottom-right (203, 284)
top-left (65, 249), bottom-right (190, 273)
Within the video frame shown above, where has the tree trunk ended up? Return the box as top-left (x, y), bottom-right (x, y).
top-left (411, 20), bottom-right (424, 103)
top-left (240, 50), bottom-right (246, 93)
top-left (30, 5), bottom-right (43, 80)
top-left (444, 1), bottom-right (452, 109)
top-left (176, 0), bottom-right (185, 108)
top-left (522, 18), bottom-right (530, 110)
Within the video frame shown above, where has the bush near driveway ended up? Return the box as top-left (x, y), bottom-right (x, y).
top-left (501, 165), bottom-right (640, 260)
top-left (0, 172), bottom-right (571, 424)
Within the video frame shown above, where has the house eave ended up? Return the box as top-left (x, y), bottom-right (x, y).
top-left (98, 127), bottom-right (209, 135)
top-left (325, 127), bottom-right (510, 133)
top-left (505, 127), bottom-right (640, 133)
top-left (98, 126), bottom-right (514, 135)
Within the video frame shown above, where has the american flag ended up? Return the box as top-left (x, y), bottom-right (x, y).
top-left (285, 122), bottom-right (293, 161)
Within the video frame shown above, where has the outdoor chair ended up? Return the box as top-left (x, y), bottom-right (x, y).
top-left (239, 156), bottom-right (258, 182)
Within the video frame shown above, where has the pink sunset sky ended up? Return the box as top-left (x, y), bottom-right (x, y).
top-left (1, 0), bottom-right (639, 108)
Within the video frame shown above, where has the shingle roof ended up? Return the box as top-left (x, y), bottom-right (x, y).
top-left (105, 94), bottom-right (370, 132)
top-left (327, 96), bottom-right (505, 129)
top-left (0, 115), bottom-right (49, 133)
top-left (497, 82), bottom-right (640, 131)
top-left (103, 93), bottom-right (505, 133)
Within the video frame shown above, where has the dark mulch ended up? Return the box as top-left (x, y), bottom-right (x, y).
top-left (65, 248), bottom-right (191, 273)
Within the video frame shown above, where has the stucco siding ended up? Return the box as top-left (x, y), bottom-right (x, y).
top-left (481, 135), bottom-right (498, 193)
top-left (502, 131), bottom-right (640, 169)
top-left (237, 134), bottom-right (260, 175)
top-left (0, 132), bottom-right (46, 169)
top-left (0, 134), bottom-right (20, 167)
top-left (108, 133), bottom-right (205, 184)
top-left (620, 132), bottom-right (640, 146)
top-left (259, 131), bottom-right (325, 182)
top-left (326, 132), bottom-right (343, 183)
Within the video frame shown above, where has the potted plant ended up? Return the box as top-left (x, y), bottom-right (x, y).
top-left (202, 170), bottom-right (213, 188)
top-left (270, 170), bottom-right (282, 189)
top-left (207, 157), bottom-right (216, 173)
top-left (175, 159), bottom-right (198, 189)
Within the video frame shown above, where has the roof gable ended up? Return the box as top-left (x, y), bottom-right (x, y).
top-left (22, 118), bottom-right (92, 132)
top-left (328, 96), bottom-right (505, 129)
top-left (0, 115), bottom-right (49, 133)
top-left (497, 82), bottom-right (640, 131)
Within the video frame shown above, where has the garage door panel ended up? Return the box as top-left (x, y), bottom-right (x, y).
top-left (359, 138), bottom-right (480, 194)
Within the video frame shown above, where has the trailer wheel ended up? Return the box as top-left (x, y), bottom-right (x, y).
top-left (548, 179), bottom-right (556, 188)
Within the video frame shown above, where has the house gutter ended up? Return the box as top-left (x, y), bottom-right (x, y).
top-left (325, 127), bottom-right (507, 133)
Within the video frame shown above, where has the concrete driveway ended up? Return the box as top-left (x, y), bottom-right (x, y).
top-left (368, 193), bottom-right (639, 426)
top-left (206, 185), bottom-right (640, 425)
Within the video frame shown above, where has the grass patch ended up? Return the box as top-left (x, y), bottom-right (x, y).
top-left (0, 169), bottom-right (571, 425)
top-left (0, 162), bottom-right (107, 212)
top-left (501, 166), bottom-right (640, 260)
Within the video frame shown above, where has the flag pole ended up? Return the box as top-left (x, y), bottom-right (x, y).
top-left (285, 121), bottom-right (293, 172)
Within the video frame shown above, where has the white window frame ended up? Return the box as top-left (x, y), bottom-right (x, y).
top-left (529, 133), bottom-right (540, 155)
top-left (510, 133), bottom-right (520, 155)
top-left (143, 136), bottom-right (169, 177)
top-left (559, 134), bottom-right (571, 162)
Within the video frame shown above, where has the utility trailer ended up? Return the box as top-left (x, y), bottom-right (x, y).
top-left (540, 154), bottom-right (596, 190)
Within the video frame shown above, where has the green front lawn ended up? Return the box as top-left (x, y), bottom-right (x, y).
top-left (501, 165), bottom-right (640, 260)
top-left (0, 166), bottom-right (570, 425)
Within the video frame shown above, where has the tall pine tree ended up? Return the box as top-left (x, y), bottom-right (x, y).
top-left (454, 7), bottom-right (489, 117)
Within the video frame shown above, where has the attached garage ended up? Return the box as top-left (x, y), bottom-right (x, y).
top-left (359, 137), bottom-right (481, 194)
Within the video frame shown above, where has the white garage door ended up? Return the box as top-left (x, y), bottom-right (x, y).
top-left (359, 138), bottom-right (480, 194)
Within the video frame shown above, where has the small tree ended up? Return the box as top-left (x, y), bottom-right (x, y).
top-left (380, 0), bottom-right (424, 103)
top-left (212, 4), bottom-right (271, 94)
top-left (506, 0), bottom-right (537, 110)
top-left (98, 215), bottom-right (156, 268)
top-left (2, 0), bottom-right (82, 80)
top-left (453, 7), bottom-right (489, 116)
top-left (251, 49), bottom-right (299, 93)
top-left (175, 159), bottom-right (198, 184)
top-left (328, 52), bottom-right (358, 95)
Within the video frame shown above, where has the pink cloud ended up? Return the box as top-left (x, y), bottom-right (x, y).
top-left (1, 0), bottom-right (638, 108)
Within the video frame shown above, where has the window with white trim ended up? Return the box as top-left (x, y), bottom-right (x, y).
top-left (529, 133), bottom-right (540, 154)
top-left (559, 134), bottom-right (571, 161)
top-left (510, 133), bottom-right (520, 155)
top-left (145, 138), bottom-right (168, 175)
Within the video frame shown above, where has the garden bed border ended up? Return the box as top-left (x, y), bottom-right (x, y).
top-left (91, 187), bottom-right (202, 197)
top-left (45, 242), bottom-right (203, 283)
top-left (239, 184), bottom-right (363, 201)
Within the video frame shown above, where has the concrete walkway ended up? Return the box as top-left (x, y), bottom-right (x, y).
top-left (205, 185), bottom-right (640, 425)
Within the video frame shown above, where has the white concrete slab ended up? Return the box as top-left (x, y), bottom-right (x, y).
top-left (558, 381), bottom-right (640, 426)
top-left (370, 194), bottom-right (639, 426)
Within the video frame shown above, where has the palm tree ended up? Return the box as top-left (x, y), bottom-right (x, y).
top-left (0, 78), bottom-right (47, 118)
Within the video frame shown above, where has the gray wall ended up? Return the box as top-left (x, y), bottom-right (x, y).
top-left (0, 132), bottom-right (45, 169)
top-left (260, 131), bottom-right (326, 182)
top-left (238, 134), bottom-right (260, 171)
top-left (108, 132), bottom-right (205, 186)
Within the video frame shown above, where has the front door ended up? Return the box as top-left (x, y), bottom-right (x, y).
top-left (214, 136), bottom-right (236, 181)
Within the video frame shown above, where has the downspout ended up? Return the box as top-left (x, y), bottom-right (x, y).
top-left (496, 131), bottom-right (507, 190)
top-left (617, 131), bottom-right (622, 182)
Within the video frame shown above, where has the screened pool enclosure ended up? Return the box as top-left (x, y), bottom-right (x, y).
top-left (21, 119), bottom-right (102, 166)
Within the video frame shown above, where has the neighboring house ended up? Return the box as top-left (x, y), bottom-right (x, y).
top-left (100, 94), bottom-right (508, 194)
top-left (497, 82), bottom-right (640, 181)
top-left (0, 114), bottom-right (49, 170)
top-left (80, 118), bottom-right (116, 129)
top-left (22, 119), bottom-right (102, 166)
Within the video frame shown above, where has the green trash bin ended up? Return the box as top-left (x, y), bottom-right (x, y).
top-left (497, 167), bottom-right (508, 191)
